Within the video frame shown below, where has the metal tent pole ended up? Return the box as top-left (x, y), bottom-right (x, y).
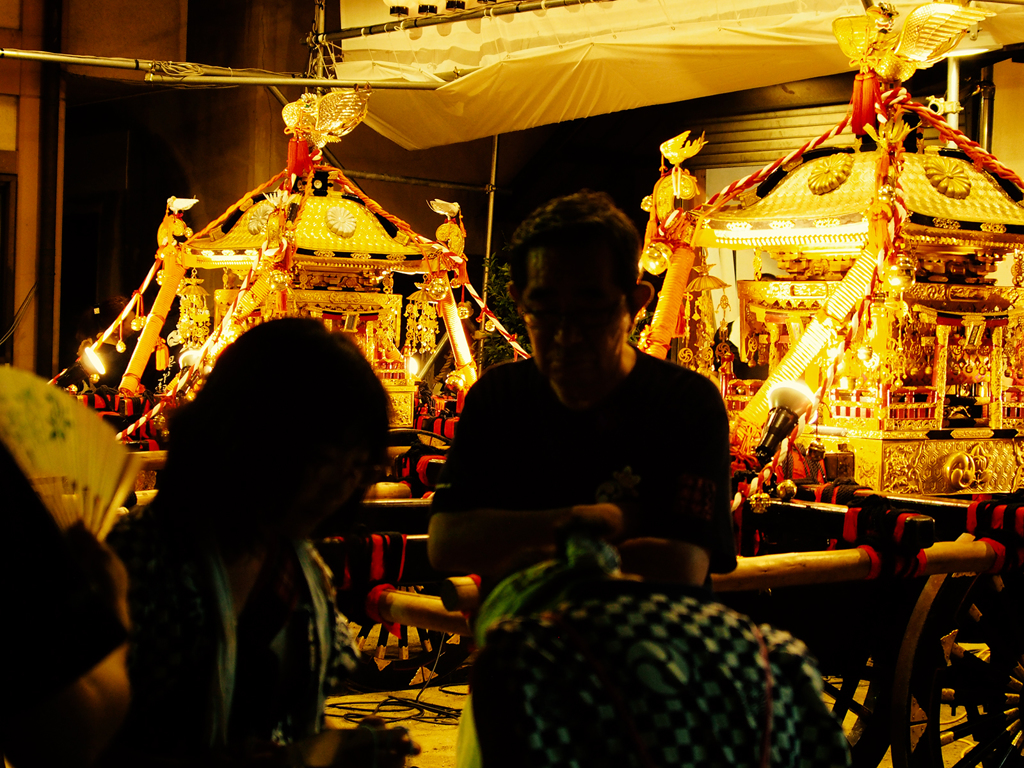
top-left (319, 0), bottom-right (620, 43)
top-left (0, 48), bottom-right (439, 90)
top-left (947, 55), bottom-right (961, 134)
top-left (478, 135), bottom-right (499, 368)
top-left (312, 0), bottom-right (326, 80)
top-left (979, 65), bottom-right (995, 152)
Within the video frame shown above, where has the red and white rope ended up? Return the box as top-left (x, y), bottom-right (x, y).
top-left (703, 111), bottom-right (853, 215)
top-left (808, 86), bottom-right (913, 423)
top-left (443, 249), bottom-right (531, 359)
top-left (49, 260), bottom-right (161, 385)
top-left (904, 98), bottom-right (1024, 189)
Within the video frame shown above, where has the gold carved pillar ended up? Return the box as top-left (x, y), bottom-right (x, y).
top-left (932, 324), bottom-right (950, 430)
top-left (786, 320), bottom-right (805, 351)
top-left (991, 324), bottom-right (1003, 429)
top-left (768, 323), bottom-right (782, 370)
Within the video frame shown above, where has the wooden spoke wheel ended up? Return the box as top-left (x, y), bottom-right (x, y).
top-left (720, 581), bottom-right (915, 768)
top-left (891, 568), bottom-right (1024, 767)
top-left (822, 654), bottom-right (894, 768)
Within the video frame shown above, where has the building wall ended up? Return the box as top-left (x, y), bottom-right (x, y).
top-left (0, 0), bottom-right (45, 370)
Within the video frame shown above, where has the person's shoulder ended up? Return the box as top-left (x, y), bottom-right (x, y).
top-left (469, 359), bottom-right (540, 400)
top-left (479, 358), bottom-right (537, 384)
top-left (634, 350), bottom-right (723, 399)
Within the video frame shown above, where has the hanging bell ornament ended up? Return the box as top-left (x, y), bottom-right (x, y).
top-left (639, 240), bottom-right (672, 276)
top-left (152, 412), bottom-right (169, 440)
top-left (484, 319), bottom-right (496, 333)
top-left (777, 479), bottom-right (798, 501)
top-left (131, 316), bottom-right (146, 332)
top-left (886, 254), bottom-right (916, 290)
top-left (640, 195), bottom-right (653, 213)
top-left (446, 370), bottom-right (466, 391)
top-left (457, 301), bottom-right (473, 320)
top-left (115, 340), bottom-right (127, 354)
top-left (268, 270), bottom-right (291, 292)
top-left (426, 275), bottom-right (449, 301)
top-left (807, 438), bottom-right (826, 462)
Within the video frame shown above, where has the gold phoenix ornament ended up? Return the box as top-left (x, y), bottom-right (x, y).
top-left (834, 2), bottom-right (993, 82)
top-left (282, 88), bottom-right (371, 148)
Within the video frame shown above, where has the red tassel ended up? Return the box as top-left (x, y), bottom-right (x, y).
top-left (286, 138), bottom-right (313, 181)
top-left (852, 72), bottom-right (882, 137)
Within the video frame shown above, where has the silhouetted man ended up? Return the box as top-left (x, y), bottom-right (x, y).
top-left (429, 190), bottom-right (736, 588)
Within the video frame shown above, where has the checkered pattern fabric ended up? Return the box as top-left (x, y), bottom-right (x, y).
top-left (107, 505), bottom-right (358, 756)
top-left (474, 585), bottom-right (850, 768)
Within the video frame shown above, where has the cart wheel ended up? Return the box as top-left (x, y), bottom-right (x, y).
top-left (720, 582), bottom-right (910, 768)
top-left (822, 656), bottom-right (893, 767)
top-left (346, 585), bottom-right (473, 691)
top-left (891, 568), bottom-right (1024, 767)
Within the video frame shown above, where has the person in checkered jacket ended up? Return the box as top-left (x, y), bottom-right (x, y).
top-left (465, 529), bottom-right (852, 768)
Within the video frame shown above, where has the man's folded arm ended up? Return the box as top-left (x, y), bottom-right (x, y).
top-left (427, 504), bottom-right (626, 576)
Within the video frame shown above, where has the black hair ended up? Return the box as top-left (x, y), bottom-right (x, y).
top-left (158, 317), bottom-right (390, 553)
top-left (508, 190), bottom-right (641, 296)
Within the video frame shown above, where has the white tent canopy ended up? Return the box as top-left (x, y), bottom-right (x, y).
top-left (333, 0), bottom-right (1024, 150)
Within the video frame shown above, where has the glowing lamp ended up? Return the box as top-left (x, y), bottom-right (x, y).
top-left (754, 379), bottom-right (815, 468)
top-left (82, 345), bottom-right (106, 376)
top-left (406, 356), bottom-right (420, 377)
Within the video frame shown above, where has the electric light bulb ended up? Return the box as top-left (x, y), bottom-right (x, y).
top-left (82, 345), bottom-right (106, 376)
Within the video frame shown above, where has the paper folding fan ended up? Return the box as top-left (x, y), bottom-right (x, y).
top-left (0, 367), bottom-right (141, 539)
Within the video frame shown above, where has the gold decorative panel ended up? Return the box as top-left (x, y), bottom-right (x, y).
top-left (291, 290), bottom-right (402, 344)
top-left (849, 437), bottom-right (1024, 495)
top-left (385, 384), bottom-right (417, 428)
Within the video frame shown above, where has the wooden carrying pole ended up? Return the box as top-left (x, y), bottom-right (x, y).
top-left (406, 539), bottom-right (1003, 632)
top-left (120, 210), bottom-right (190, 395)
top-left (372, 590), bottom-right (471, 637)
top-left (711, 539), bottom-right (997, 592)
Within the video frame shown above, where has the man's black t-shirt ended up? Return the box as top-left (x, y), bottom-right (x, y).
top-left (432, 351), bottom-right (737, 574)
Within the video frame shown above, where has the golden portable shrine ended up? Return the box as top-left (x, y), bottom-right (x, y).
top-left (639, 112), bottom-right (1024, 497)
top-left (693, 144), bottom-right (1024, 495)
top-left (55, 89), bottom-right (532, 446)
